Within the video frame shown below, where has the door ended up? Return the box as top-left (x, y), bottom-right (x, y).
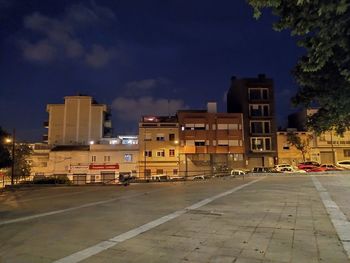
top-left (320, 152), bottom-right (334, 164)
top-left (101, 172), bottom-right (115, 184)
top-left (73, 174), bottom-right (86, 185)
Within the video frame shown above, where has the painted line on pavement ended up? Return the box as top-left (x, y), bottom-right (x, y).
top-left (312, 176), bottom-right (350, 259)
top-left (52, 178), bottom-right (264, 263)
top-left (0, 187), bottom-right (169, 226)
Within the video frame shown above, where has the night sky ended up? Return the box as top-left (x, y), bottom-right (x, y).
top-left (0, 0), bottom-right (304, 142)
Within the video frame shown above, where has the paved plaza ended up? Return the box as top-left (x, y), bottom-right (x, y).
top-left (1, 174), bottom-right (350, 263)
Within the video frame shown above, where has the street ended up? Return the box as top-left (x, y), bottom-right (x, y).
top-left (1, 174), bottom-right (350, 263)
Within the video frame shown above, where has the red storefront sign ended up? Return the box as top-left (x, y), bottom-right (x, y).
top-left (89, 164), bottom-right (119, 170)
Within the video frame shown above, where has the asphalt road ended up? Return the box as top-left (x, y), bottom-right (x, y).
top-left (0, 174), bottom-right (350, 263)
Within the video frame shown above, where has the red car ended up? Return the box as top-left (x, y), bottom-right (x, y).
top-left (297, 161), bottom-right (320, 171)
top-left (307, 164), bottom-right (343, 172)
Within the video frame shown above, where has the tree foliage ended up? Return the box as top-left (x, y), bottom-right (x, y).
top-left (0, 126), bottom-right (11, 169)
top-left (8, 143), bottom-right (32, 180)
top-left (248, 0), bottom-right (350, 134)
top-left (287, 132), bottom-right (313, 162)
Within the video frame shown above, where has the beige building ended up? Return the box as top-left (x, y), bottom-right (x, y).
top-left (138, 116), bottom-right (179, 179)
top-left (277, 131), bottom-right (316, 165)
top-left (30, 143), bottom-right (139, 184)
top-left (313, 131), bottom-right (350, 164)
top-left (287, 108), bottom-right (350, 164)
top-left (45, 95), bottom-right (111, 145)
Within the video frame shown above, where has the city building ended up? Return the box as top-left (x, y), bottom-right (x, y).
top-left (177, 102), bottom-right (245, 176)
top-left (138, 116), bottom-right (179, 179)
top-left (276, 130), bottom-right (316, 165)
top-left (40, 143), bottom-right (139, 184)
top-left (45, 95), bottom-right (112, 145)
top-left (227, 74), bottom-right (277, 168)
top-left (287, 108), bottom-right (350, 164)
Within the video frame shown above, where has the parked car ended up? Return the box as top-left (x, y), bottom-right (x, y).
top-left (337, 160), bottom-right (350, 169)
top-left (280, 166), bottom-right (307, 173)
top-left (193, 175), bottom-right (206, 180)
top-left (274, 164), bottom-right (293, 172)
top-left (251, 167), bottom-right (277, 173)
top-left (297, 161), bottom-right (320, 171)
top-left (230, 169), bottom-right (246, 177)
top-left (307, 164), bottom-right (343, 172)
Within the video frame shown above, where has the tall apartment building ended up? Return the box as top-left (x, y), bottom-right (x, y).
top-left (227, 74), bottom-right (277, 168)
top-left (178, 102), bottom-right (245, 176)
top-left (138, 116), bottom-right (179, 179)
top-left (45, 95), bottom-right (112, 145)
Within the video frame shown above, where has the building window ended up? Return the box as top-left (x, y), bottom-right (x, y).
top-left (144, 169), bottom-right (151, 177)
top-left (249, 104), bottom-right (269, 117)
top-left (91, 156), bottom-right (97, 162)
top-left (169, 133), bottom-right (175, 141)
top-left (157, 150), bottom-right (165, 157)
top-left (169, 149), bottom-right (175, 157)
top-left (124, 154), bottom-right (133, 162)
top-left (195, 141), bottom-right (205, 146)
top-left (251, 137), bottom-right (272, 151)
top-left (104, 156), bottom-right (111, 162)
top-left (250, 121), bottom-right (270, 134)
top-left (344, 149), bottom-right (350, 157)
top-left (218, 124), bottom-right (228, 130)
top-left (229, 140), bottom-right (240, 146)
top-left (228, 124), bottom-right (238, 130)
top-left (156, 169), bottom-right (163, 175)
top-left (145, 151), bottom-right (152, 157)
top-left (173, 169), bottom-right (178, 175)
top-left (233, 153), bottom-right (243, 161)
top-left (156, 134), bottom-right (165, 141)
top-left (218, 140), bottom-right (229, 146)
top-left (249, 88), bottom-right (269, 100)
top-left (283, 144), bottom-right (290, 150)
top-left (145, 133), bottom-right (152, 141)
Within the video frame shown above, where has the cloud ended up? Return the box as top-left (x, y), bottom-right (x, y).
top-left (19, 2), bottom-right (116, 67)
top-left (20, 39), bottom-right (57, 61)
top-left (123, 78), bottom-right (171, 96)
top-left (85, 44), bottom-right (115, 68)
top-left (112, 96), bottom-right (188, 122)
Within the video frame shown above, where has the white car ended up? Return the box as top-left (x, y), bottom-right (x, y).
top-left (230, 169), bottom-right (246, 177)
top-left (280, 166), bottom-right (307, 173)
top-left (336, 160), bottom-right (350, 169)
top-left (274, 164), bottom-right (293, 172)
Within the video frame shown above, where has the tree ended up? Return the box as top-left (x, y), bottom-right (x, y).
top-left (287, 132), bottom-right (313, 162)
top-left (8, 143), bottom-right (32, 181)
top-left (248, 0), bottom-right (350, 134)
top-left (0, 126), bottom-right (11, 169)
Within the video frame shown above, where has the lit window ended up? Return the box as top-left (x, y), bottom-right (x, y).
top-left (124, 154), bottom-right (133, 162)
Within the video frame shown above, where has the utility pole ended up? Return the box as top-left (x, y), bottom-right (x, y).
top-left (11, 128), bottom-right (15, 185)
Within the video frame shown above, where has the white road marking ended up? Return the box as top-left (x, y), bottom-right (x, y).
top-left (52, 178), bottom-right (264, 263)
top-left (312, 176), bottom-right (350, 259)
top-left (0, 188), bottom-right (168, 226)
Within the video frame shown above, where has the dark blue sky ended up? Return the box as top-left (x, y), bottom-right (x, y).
top-left (0, 0), bottom-right (304, 141)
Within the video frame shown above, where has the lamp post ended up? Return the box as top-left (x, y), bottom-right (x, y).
top-left (11, 129), bottom-right (15, 185)
top-left (5, 129), bottom-right (15, 185)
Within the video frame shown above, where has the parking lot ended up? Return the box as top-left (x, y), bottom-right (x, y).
top-left (1, 174), bottom-right (350, 263)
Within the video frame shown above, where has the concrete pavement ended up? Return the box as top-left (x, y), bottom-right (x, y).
top-left (0, 174), bottom-right (349, 263)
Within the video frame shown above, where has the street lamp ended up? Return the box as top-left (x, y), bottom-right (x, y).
top-left (5, 129), bottom-right (15, 185)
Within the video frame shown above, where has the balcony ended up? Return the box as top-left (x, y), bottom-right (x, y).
top-left (43, 121), bottom-right (49, 128)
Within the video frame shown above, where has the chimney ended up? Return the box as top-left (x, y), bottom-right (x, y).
top-left (258, 74), bottom-right (266, 80)
top-left (207, 102), bottom-right (217, 113)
